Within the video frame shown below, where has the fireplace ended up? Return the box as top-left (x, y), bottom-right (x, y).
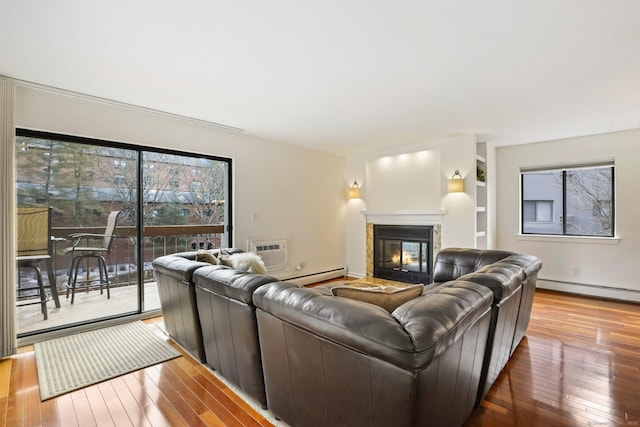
top-left (373, 225), bottom-right (433, 284)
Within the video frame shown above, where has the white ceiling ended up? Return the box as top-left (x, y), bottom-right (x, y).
top-left (1, 1), bottom-right (639, 155)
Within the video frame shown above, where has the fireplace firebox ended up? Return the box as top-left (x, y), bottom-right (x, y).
top-left (373, 225), bottom-right (433, 284)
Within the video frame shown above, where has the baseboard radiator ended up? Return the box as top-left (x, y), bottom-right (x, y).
top-left (537, 278), bottom-right (640, 303)
top-left (281, 267), bottom-right (347, 286)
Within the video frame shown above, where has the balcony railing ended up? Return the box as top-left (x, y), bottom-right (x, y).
top-left (45, 224), bottom-right (225, 291)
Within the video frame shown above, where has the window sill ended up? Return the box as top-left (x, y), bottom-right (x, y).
top-left (517, 234), bottom-right (621, 245)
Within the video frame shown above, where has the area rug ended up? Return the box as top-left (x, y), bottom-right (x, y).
top-left (34, 320), bottom-right (181, 400)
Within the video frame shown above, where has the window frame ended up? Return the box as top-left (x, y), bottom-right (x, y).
top-left (520, 163), bottom-right (615, 238)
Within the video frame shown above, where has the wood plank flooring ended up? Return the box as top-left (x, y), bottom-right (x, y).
top-left (1, 318), bottom-right (274, 427)
top-left (465, 290), bottom-right (640, 427)
top-left (1, 289), bottom-right (639, 426)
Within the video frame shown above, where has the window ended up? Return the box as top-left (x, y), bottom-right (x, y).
top-left (523, 200), bottom-right (553, 222)
top-left (521, 163), bottom-right (614, 237)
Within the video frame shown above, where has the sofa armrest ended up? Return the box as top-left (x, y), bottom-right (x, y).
top-left (194, 266), bottom-right (278, 304)
top-left (458, 264), bottom-right (525, 302)
top-left (152, 255), bottom-right (210, 282)
top-left (502, 254), bottom-right (543, 278)
top-left (392, 281), bottom-right (493, 359)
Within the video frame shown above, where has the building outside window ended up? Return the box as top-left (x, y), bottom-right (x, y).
top-left (523, 200), bottom-right (553, 223)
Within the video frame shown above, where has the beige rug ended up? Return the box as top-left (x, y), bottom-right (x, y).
top-left (34, 321), bottom-right (180, 400)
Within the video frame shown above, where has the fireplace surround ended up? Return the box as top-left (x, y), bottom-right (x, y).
top-left (362, 210), bottom-right (443, 283)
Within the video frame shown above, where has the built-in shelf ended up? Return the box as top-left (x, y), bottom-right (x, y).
top-left (476, 142), bottom-right (488, 249)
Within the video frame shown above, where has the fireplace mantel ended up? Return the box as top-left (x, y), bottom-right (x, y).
top-left (361, 210), bottom-right (445, 226)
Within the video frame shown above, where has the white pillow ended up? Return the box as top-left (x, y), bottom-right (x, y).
top-left (228, 252), bottom-right (267, 275)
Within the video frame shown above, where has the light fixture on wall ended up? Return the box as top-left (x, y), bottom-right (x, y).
top-left (348, 181), bottom-right (361, 199)
top-left (448, 170), bottom-right (465, 193)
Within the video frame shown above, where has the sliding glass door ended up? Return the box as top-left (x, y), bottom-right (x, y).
top-left (140, 151), bottom-right (230, 312)
top-left (15, 129), bottom-right (231, 337)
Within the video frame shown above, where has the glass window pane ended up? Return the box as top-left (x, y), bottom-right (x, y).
top-left (565, 168), bottom-right (613, 236)
top-left (141, 152), bottom-right (230, 311)
top-left (16, 135), bottom-right (138, 335)
top-left (522, 172), bottom-right (563, 235)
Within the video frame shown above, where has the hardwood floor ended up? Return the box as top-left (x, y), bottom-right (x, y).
top-left (1, 289), bottom-right (639, 426)
top-left (465, 290), bottom-right (640, 427)
top-left (0, 318), bottom-right (274, 427)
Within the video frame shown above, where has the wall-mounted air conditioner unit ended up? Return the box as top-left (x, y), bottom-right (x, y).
top-left (248, 238), bottom-right (288, 271)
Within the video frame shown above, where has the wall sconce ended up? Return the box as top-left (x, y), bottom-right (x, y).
top-left (348, 181), bottom-right (361, 199)
top-left (448, 170), bottom-right (465, 193)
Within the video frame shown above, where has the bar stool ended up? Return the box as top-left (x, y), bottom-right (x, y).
top-left (16, 207), bottom-right (61, 320)
top-left (63, 210), bottom-right (121, 304)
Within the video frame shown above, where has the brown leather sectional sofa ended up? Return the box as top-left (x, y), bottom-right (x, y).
top-left (152, 247), bottom-right (542, 426)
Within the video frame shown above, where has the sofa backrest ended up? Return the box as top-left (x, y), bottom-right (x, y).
top-left (152, 248), bottom-right (245, 282)
top-left (432, 248), bottom-right (516, 283)
top-left (253, 280), bottom-right (493, 370)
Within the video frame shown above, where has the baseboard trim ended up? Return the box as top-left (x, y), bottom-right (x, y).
top-left (537, 278), bottom-right (640, 303)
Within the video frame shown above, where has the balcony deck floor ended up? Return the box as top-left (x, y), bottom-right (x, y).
top-left (17, 282), bottom-right (161, 336)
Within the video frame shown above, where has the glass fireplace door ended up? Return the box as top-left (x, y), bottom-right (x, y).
top-left (374, 225), bottom-right (433, 284)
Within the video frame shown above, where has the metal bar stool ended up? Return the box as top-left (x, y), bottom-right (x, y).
top-left (63, 210), bottom-right (121, 304)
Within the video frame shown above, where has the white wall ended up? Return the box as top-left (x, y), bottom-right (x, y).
top-left (13, 83), bottom-right (346, 278)
top-left (496, 129), bottom-right (640, 302)
top-left (345, 134), bottom-right (477, 277)
top-left (366, 150), bottom-right (441, 211)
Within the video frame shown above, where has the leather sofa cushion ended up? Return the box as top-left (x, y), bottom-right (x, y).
top-left (433, 248), bottom-right (515, 283)
top-left (331, 283), bottom-right (424, 313)
top-left (194, 265), bottom-right (277, 304)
